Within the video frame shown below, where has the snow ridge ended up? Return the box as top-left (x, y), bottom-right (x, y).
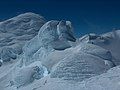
top-left (0, 13), bottom-right (120, 90)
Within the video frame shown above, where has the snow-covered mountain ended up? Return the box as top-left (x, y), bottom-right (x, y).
top-left (0, 12), bottom-right (46, 63)
top-left (0, 13), bottom-right (120, 90)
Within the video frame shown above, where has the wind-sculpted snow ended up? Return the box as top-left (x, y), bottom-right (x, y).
top-left (79, 30), bottom-right (120, 65)
top-left (50, 43), bottom-right (114, 81)
top-left (0, 19), bottom-right (76, 89)
top-left (0, 12), bottom-right (46, 63)
top-left (76, 43), bottom-right (113, 61)
top-left (0, 47), bottom-right (17, 62)
top-left (0, 13), bottom-right (120, 90)
top-left (12, 61), bottom-right (48, 88)
top-left (27, 65), bottom-right (120, 90)
top-left (23, 20), bottom-right (76, 66)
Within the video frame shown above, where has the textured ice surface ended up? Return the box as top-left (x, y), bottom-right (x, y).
top-left (12, 61), bottom-right (47, 88)
top-left (0, 13), bottom-right (120, 90)
top-left (31, 65), bottom-right (120, 90)
top-left (1, 47), bottom-right (17, 62)
top-left (0, 12), bottom-right (46, 64)
top-left (23, 20), bottom-right (76, 66)
top-left (79, 30), bottom-right (120, 65)
top-left (9, 65), bottom-right (120, 90)
top-left (75, 43), bottom-right (113, 61)
top-left (50, 43), bottom-right (114, 81)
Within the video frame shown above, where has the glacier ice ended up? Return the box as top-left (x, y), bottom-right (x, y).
top-left (23, 20), bottom-right (76, 66)
top-left (75, 43), bottom-right (113, 61)
top-left (0, 13), bottom-right (120, 90)
top-left (0, 12), bottom-right (46, 64)
top-left (12, 61), bottom-right (48, 88)
top-left (1, 47), bottom-right (17, 62)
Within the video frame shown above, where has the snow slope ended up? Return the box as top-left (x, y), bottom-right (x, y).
top-left (22, 20), bottom-right (76, 66)
top-left (79, 30), bottom-right (120, 65)
top-left (0, 13), bottom-right (120, 90)
top-left (50, 43), bottom-right (114, 81)
top-left (6, 65), bottom-right (120, 90)
top-left (30, 65), bottom-right (120, 90)
top-left (0, 12), bottom-right (46, 63)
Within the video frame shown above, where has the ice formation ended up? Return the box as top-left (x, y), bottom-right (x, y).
top-left (0, 12), bottom-right (46, 63)
top-left (50, 43), bottom-right (114, 81)
top-left (23, 20), bottom-right (76, 66)
top-left (0, 13), bottom-right (120, 90)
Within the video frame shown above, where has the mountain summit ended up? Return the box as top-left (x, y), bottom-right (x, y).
top-left (0, 13), bottom-right (120, 90)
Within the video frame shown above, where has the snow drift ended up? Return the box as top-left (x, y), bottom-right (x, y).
top-left (0, 13), bottom-right (120, 90)
top-left (0, 12), bottom-right (46, 63)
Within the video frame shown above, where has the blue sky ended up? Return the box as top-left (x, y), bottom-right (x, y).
top-left (0, 0), bottom-right (120, 36)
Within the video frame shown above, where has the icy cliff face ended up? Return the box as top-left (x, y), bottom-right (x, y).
top-left (0, 13), bottom-right (120, 90)
top-left (50, 43), bottom-right (114, 81)
top-left (23, 20), bottom-right (76, 66)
